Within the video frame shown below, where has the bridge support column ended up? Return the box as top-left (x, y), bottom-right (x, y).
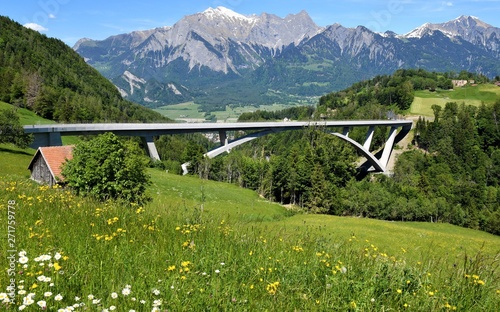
top-left (342, 126), bottom-right (350, 137)
top-left (363, 126), bottom-right (375, 150)
top-left (141, 136), bottom-right (160, 161)
top-left (219, 130), bottom-right (228, 146)
top-left (379, 126), bottom-right (398, 169)
top-left (30, 132), bottom-right (63, 149)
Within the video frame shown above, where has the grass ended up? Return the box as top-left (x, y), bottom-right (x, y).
top-left (410, 84), bottom-right (500, 117)
top-left (0, 144), bottom-right (499, 311)
top-left (1, 102), bottom-right (81, 146)
top-left (0, 102), bottom-right (56, 126)
top-left (0, 144), bottom-right (35, 177)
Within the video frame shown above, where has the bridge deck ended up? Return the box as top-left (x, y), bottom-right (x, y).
top-left (24, 120), bottom-right (412, 135)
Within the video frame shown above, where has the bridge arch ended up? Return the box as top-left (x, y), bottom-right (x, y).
top-left (193, 123), bottom-right (411, 174)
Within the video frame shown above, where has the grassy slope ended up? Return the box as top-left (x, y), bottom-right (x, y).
top-left (148, 170), bottom-right (499, 262)
top-left (1, 101), bottom-right (79, 145)
top-left (410, 84), bottom-right (500, 117)
top-left (0, 101), bottom-right (55, 125)
top-left (1, 145), bottom-right (499, 310)
top-left (2, 144), bottom-right (499, 262)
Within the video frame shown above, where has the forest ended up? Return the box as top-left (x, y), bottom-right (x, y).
top-left (0, 16), bottom-right (167, 123)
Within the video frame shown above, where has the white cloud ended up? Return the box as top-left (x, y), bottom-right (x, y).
top-left (23, 23), bottom-right (48, 32)
top-left (49, 14), bottom-right (56, 19)
top-left (442, 1), bottom-right (454, 6)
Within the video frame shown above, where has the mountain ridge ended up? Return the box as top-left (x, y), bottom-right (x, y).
top-left (73, 8), bottom-right (500, 109)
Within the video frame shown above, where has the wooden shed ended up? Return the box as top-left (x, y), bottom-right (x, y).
top-left (28, 146), bottom-right (74, 186)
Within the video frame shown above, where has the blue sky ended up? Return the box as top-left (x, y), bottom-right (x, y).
top-left (2, 0), bottom-right (500, 47)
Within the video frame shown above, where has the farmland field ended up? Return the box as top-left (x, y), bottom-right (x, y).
top-left (410, 84), bottom-right (500, 117)
top-left (154, 101), bottom-right (316, 122)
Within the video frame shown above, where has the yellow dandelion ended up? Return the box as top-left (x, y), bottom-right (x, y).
top-left (266, 281), bottom-right (279, 295)
top-left (397, 289), bottom-right (402, 294)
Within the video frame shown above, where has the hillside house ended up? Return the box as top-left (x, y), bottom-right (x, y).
top-left (452, 80), bottom-right (468, 87)
top-left (28, 146), bottom-right (74, 186)
top-left (452, 80), bottom-right (475, 87)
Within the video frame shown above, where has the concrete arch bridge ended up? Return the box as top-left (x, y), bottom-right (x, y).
top-left (24, 120), bottom-right (412, 173)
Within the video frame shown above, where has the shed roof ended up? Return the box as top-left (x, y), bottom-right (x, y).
top-left (28, 146), bottom-right (74, 182)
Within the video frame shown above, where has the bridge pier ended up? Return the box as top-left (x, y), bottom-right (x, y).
top-left (379, 126), bottom-right (398, 169)
top-left (141, 136), bottom-right (160, 161)
top-left (30, 132), bottom-right (63, 149)
top-left (342, 126), bottom-right (350, 137)
top-left (219, 130), bottom-right (228, 146)
top-left (363, 126), bottom-right (375, 150)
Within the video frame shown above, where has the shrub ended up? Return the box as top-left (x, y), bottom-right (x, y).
top-left (62, 133), bottom-right (151, 205)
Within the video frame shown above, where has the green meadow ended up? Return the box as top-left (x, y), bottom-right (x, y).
top-left (1, 101), bottom-right (79, 145)
top-left (1, 143), bottom-right (499, 311)
top-left (410, 84), bottom-right (500, 117)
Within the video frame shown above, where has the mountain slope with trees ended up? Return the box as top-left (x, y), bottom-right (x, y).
top-left (0, 16), bottom-right (167, 123)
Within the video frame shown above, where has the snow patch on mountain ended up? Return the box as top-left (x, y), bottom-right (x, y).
top-left (203, 6), bottom-right (257, 24)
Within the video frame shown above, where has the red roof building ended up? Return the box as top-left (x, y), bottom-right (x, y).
top-left (28, 146), bottom-right (74, 186)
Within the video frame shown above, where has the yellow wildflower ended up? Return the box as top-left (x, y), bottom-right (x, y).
top-left (266, 281), bottom-right (279, 295)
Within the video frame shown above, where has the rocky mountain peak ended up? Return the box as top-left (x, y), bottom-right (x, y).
top-left (403, 15), bottom-right (497, 39)
top-left (451, 15), bottom-right (492, 29)
top-left (401, 15), bottom-right (499, 57)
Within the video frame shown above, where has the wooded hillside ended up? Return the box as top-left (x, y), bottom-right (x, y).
top-left (0, 16), bottom-right (167, 123)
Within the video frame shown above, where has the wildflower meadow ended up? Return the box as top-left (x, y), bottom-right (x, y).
top-left (1, 173), bottom-right (499, 311)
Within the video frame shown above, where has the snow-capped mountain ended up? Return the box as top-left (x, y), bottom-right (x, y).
top-left (402, 15), bottom-right (500, 56)
top-left (74, 9), bottom-right (500, 108)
